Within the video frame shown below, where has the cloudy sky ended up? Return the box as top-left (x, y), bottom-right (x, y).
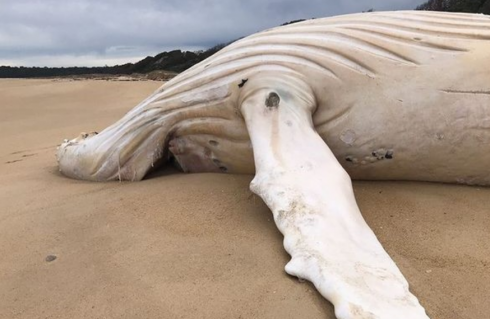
top-left (0, 0), bottom-right (426, 67)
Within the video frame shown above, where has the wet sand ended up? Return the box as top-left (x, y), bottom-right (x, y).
top-left (0, 79), bottom-right (488, 319)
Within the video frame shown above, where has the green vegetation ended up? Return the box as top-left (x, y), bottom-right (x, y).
top-left (416, 0), bottom-right (490, 14)
top-left (0, 45), bottom-right (227, 78)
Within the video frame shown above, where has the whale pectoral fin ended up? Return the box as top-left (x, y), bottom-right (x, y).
top-left (239, 76), bottom-right (429, 319)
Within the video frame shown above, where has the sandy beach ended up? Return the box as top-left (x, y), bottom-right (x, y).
top-left (0, 78), bottom-right (488, 319)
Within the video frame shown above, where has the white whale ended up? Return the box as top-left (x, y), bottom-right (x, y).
top-left (57, 11), bottom-right (490, 319)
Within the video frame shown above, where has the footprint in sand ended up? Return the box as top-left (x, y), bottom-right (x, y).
top-left (5, 153), bottom-right (37, 164)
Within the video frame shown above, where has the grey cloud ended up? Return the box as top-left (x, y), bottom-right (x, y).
top-left (0, 0), bottom-right (426, 67)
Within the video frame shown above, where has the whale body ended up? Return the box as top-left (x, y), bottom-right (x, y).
top-left (57, 11), bottom-right (490, 184)
top-left (57, 11), bottom-right (490, 319)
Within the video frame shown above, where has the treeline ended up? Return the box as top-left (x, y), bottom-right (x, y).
top-left (0, 44), bottom-right (226, 78)
top-left (0, 65), bottom-right (131, 78)
top-left (416, 0), bottom-right (490, 14)
top-left (125, 43), bottom-right (227, 74)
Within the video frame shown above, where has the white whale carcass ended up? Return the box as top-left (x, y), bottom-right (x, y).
top-left (57, 11), bottom-right (490, 319)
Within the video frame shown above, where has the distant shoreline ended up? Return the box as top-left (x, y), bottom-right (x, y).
top-left (0, 71), bottom-right (177, 82)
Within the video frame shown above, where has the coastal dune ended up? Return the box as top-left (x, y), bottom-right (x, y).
top-left (0, 79), bottom-right (488, 319)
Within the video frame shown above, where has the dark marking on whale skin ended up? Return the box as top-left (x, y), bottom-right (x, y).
top-left (266, 92), bottom-right (281, 108)
top-left (385, 150), bottom-right (394, 159)
top-left (209, 140), bottom-right (219, 146)
top-left (372, 150), bottom-right (386, 160)
top-left (238, 79), bottom-right (248, 88)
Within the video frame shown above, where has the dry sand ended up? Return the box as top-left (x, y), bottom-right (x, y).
top-left (0, 78), bottom-right (488, 319)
